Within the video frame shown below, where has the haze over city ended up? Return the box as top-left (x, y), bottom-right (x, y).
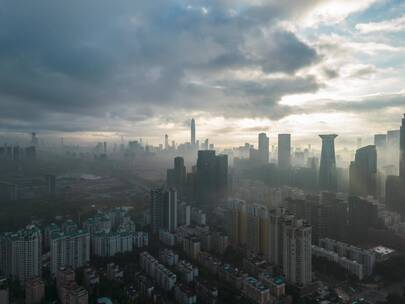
top-left (1, 0), bottom-right (405, 147)
top-left (1, 1), bottom-right (405, 304)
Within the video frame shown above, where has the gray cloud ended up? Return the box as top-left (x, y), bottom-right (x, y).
top-left (0, 0), bottom-right (324, 134)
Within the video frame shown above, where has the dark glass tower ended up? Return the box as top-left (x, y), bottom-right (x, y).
top-left (349, 145), bottom-right (377, 197)
top-left (319, 134), bottom-right (338, 192)
top-left (278, 134), bottom-right (291, 169)
top-left (174, 157), bottom-right (186, 199)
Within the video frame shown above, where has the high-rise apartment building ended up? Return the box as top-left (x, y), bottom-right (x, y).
top-left (50, 230), bottom-right (90, 274)
top-left (0, 226), bottom-right (42, 283)
top-left (319, 134), bottom-right (338, 192)
top-left (282, 219), bottom-right (312, 286)
top-left (278, 134), bottom-right (291, 169)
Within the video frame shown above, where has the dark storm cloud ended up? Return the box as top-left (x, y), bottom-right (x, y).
top-left (0, 0), bottom-right (323, 133)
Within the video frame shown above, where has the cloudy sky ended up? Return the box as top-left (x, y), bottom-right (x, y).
top-left (0, 0), bottom-right (404, 147)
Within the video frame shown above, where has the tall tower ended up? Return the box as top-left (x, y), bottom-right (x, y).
top-left (150, 188), bottom-right (163, 233)
top-left (400, 114), bottom-right (405, 179)
top-left (319, 134), bottom-right (338, 192)
top-left (349, 145), bottom-right (377, 197)
top-left (258, 133), bottom-right (269, 164)
top-left (163, 188), bottom-right (178, 233)
top-left (278, 134), bottom-right (291, 169)
top-left (165, 134), bottom-right (169, 150)
top-left (191, 118), bottom-right (196, 146)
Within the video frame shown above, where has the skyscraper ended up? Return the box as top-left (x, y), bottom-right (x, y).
top-left (319, 134), bottom-right (338, 192)
top-left (163, 189), bottom-right (178, 232)
top-left (165, 134), bottom-right (169, 150)
top-left (196, 150), bottom-right (217, 206)
top-left (387, 129), bottom-right (400, 174)
top-left (196, 150), bottom-right (228, 208)
top-left (349, 145), bottom-right (377, 197)
top-left (174, 157), bottom-right (186, 199)
top-left (191, 118), bottom-right (196, 146)
top-left (258, 133), bottom-right (269, 164)
top-left (215, 154), bottom-right (228, 201)
top-left (400, 114), bottom-right (405, 179)
top-left (278, 134), bottom-right (291, 169)
top-left (374, 134), bottom-right (387, 170)
top-left (151, 188), bottom-right (164, 233)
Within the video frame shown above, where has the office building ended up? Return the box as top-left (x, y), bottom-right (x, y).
top-left (191, 118), bottom-right (196, 146)
top-left (163, 188), bottom-right (178, 232)
top-left (196, 150), bottom-right (228, 208)
top-left (174, 157), bottom-right (186, 199)
top-left (258, 133), bottom-right (269, 164)
top-left (0, 226), bottom-right (42, 283)
top-left (50, 230), bottom-right (90, 274)
top-left (151, 187), bottom-right (178, 233)
top-left (348, 197), bottom-right (378, 242)
top-left (151, 188), bottom-right (164, 234)
top-left (374, 134), bottom-right (387, 169)
top-left (165, 134), bottom-right (169, 150)
top-left (319, 134), bottom-right (338, 192)
top-left (278, 134), bottom-right (291, 169)
top-left (349, 145), bottom-right (377, 197)
top-left (387, 129), bottom-right (400, 173)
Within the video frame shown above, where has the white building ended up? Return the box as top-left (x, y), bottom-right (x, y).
top-left (92, 231), bottom-right (148, 257)
top-left (50, 230), bottom-right (90, 274)
top-left (0, 225), bottom-right (42, 283)
top-left (283, 219), bottom-right (312, 286)
top-left (139, 252), bottom-right (177, 291)
top-left (318, 238), bottom-right (376, 276)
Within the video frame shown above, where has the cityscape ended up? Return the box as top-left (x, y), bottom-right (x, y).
top-left (1, 1), bottom-right (405, 304)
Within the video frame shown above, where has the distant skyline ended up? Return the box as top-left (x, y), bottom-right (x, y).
top-left (0, 0), bottom-right (404, 147)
